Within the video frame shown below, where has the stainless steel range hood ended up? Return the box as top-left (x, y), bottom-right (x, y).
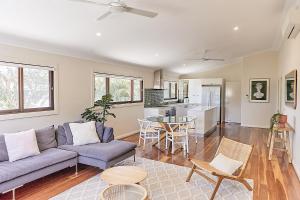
top-left (153, 69), bottom-right (164, 89)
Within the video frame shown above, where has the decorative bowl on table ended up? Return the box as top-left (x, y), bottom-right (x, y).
top-left (100, 184), bottom-right (148, 200)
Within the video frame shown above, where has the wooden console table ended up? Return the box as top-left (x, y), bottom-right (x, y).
top-left (268, 123), bottom-right (294, 163)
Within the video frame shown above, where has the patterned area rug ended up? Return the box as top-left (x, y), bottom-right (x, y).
top-left (51, 157), bottom-right (253, 200)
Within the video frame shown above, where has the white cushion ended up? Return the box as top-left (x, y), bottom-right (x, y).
top-left (209, 153), bottom-right (243, 175)
top-left (69, 121), bottom-right (100, 146)
top-left (4, 129), bottom-right (40, 162)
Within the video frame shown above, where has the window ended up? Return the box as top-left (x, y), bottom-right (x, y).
top-left (183, 81), bottom-right (189, 98)
top-left (110, 77), bottom-right (131, 102)
top-left (164, 81), bottom-right (177, 100)
top-left (133, 80), bottom-right (142, 101)
top-left (94, 76), bottom-right (106, 102)
top-left (0, 62), bottom-right (54, 115)
top-left (94, 73), bottom-right (143, 104)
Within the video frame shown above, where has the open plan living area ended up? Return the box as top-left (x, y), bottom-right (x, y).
top-left (0, 0), bottom-right (300, 200)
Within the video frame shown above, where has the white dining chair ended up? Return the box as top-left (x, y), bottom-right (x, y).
top-left (164, 122), bottom-right (189, 155)
top-left (180, 116), bottom-right (201, 143)
top-left (137, 119), bottom-right (161, 150)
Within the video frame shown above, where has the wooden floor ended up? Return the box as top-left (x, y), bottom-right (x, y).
top-left (1, 123), bottom-right (300, 200)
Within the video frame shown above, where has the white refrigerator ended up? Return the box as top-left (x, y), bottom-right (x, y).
top-left (201, 85), bottom-right (221, 122)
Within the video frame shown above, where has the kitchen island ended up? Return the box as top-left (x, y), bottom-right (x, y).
top-left (144, 103), bottom-right (218, 136)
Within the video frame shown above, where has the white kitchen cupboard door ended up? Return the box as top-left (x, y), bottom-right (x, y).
top-left (188, 79), bottom-right (202, 104)
top-left (225, 81), bottom-right (241, 123)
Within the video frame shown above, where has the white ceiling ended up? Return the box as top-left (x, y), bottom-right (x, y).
top-left (0, 0), bottom-right (293, 74)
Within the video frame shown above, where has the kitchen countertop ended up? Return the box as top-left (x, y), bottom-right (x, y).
top-left (144, 103), bottom-right (201, 109)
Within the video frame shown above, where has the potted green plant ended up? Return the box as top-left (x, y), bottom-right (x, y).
top-left (81, 94), bottom-right (116, 124)
top-left (270, 112), bottom-right (281, 130)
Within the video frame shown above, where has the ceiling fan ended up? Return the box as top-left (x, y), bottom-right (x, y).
top-left (186, 49), bottom-right (225, 62)
top-left (70, 0), bottom-right (158, 21)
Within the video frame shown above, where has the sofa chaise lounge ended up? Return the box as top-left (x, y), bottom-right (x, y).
top-left (0, 123), bottom-right (136, 199)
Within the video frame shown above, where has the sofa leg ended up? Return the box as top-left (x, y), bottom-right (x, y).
top-left (75, 164), bottom-right (78, 176)
top-left (12, 189), bottom-right (15, 200)
top-left (3, 186), bottom-right (22, 200)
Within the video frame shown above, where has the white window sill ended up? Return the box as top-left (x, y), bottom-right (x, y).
top-left (112, 102), bottom-right (144, 108)
top-left (0, 110), bottom-right (59, 121)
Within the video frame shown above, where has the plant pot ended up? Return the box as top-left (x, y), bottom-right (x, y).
top-left (279, 115), bottom-right (287, 128)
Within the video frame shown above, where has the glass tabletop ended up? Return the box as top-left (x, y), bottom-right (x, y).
top-left (146, 116), bottom-right (195, 124)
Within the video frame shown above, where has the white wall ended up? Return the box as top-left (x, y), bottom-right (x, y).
top-left (278, 37), bottom-right (300, 178)
top-left (241, 51), bottom-right (278, 128)
top-left (0, 44), bottom-right (154, 137)
top-left (181, 51), bottom-right (278, 128)
top-left (182, 63), bottom-right (243, 123)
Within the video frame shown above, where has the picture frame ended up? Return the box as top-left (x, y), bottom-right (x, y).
top-left (285, 70), bottom-right (297, 109)
top-left (249, 78), bottom-right (270, 103)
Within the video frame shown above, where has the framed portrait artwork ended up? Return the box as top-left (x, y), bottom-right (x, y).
top-left (285, 70), bottom-right (297, 109)
top-left (249, 78), bottom-right (270, 103)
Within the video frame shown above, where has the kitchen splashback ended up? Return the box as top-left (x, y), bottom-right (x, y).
top-left (144, 89), bottom-right (164, 107)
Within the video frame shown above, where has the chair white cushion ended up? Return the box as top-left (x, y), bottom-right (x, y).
top-left (4, 129), bottom-right (40, 162)
top-left (209, 153), bottom-right (243, 175)
top-left (69, 121), bottom-right (100, 146)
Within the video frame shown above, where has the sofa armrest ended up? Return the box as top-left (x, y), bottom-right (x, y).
top-left (102, 127), bottom-right (114, 143)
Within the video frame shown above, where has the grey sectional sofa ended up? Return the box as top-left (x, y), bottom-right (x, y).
top-left (57, 121), bottom-right (137, 169)
top-left (0, 123), bottom-right (137, 199)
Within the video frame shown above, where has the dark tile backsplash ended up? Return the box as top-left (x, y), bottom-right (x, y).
top-left (144, 89), bottom-right (164, 107)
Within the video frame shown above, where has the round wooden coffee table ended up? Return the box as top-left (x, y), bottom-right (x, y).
top-left (101, 166), bottom-right (147, 185)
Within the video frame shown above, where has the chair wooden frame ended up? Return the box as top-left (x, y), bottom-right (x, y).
top-left (186, 137), bottom-right (254, 200)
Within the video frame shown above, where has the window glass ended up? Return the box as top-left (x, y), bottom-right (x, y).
top-left (23, 68), bottom-right (51, 108)
top-left (164, 81), bottom-right (170, 99)
top-left (0, 66), bottom-right (19, 110)
top-left (94, 73), bottom-right (143, 104)
top-left (183, 82), bottom-right (188, 98)
top-left (170, 82), bottom-right (177, 99)
top-left (94, 75), bottom-right (106, 101)
top-left (110, 77), bottom-right (131, 102)
top-left (133, 80), bottom-right (142, 101)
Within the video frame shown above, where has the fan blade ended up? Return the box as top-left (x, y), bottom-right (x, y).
top-left (97, 11), bottom-right (111, 21)
top-left (125, 7), bottom-right (158, 18)
top-left (70, 0), bottom-right (108, 7)
top-left (203, 58), bottom-right (224, 61)
top-left (187, 58), bottom-right (224, 62)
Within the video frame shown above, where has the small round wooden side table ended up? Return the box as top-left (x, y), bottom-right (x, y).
top-left (100, 166), bottom-right (147, 185)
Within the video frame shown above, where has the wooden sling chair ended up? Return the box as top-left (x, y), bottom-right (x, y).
top-left (186, 137), bottom-right (254, 200)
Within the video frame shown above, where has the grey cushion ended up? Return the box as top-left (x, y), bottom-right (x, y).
top-left (95, 122), bottom-right (104, 142)
top-left (36, 126), bottom-right (57, 151)
top-left (0, 148), bottom-right (77, 184)
top-left (102, 127), bottom-right (114, 143)
top-left (0, 135), bottom-right (9, 162)
top-left (63, 120), bottom-right (83, 145)
top-left (56, 125), bottom-right (67, 146)
top-left (59, 140), bottom-right (136, 162)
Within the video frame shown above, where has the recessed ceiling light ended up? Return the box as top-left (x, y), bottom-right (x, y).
top-left (233, 26), bottom-right (239, 31)
top-left (183, 64), bottom-right (186, 66)
top-left (155, 53), bottom-right (159, 57)
top-left (96, 32), bottom-right (102, 37)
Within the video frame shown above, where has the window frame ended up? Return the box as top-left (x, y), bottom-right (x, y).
top-left (183, 81), bottom-right (189, 98)
top-left (164, 81), bottom-right (178, 100)
top-left (94, 73), bottom-right (143, 105)
top-left (0, 63), bottom-right (55, 115)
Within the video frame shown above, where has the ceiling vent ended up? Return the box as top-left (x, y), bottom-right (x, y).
top-left (282, 8), bottom-right (300, 39)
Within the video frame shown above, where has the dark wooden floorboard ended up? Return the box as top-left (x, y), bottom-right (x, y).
top-left (0, 123), bottom-right (299, 200)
